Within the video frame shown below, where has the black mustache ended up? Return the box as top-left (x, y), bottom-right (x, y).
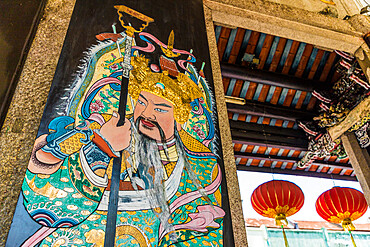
top-left (136, 116), bottom-right (158, 127)
top-left (135, 116), bottom-right (167, 144)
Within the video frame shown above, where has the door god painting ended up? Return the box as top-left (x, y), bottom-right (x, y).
top-left (7, 1), bottom-right (233, 246)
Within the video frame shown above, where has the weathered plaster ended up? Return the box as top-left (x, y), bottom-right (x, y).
top-left (348, 14), bottom-right (370, 35)
top-left (0, 0), bottom-right (76, 244)
top-left (206, 0), bottom-right (365, 53)
top-left (269, 0), bottom-right (359, 19)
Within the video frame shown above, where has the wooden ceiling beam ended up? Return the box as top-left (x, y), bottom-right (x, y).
top-left (234, 152), bottom-right (353, 169)
top-left (229, 120), bottom-right (307, 138)
top-left (227, 101), bottom-right (315, 122)
top-left (221, 63), bottom-right (331, 92)
top-left (231, 129), bottom-right (308, 149)
top-left (232, 136), bottom-right (307, 151)
top-left (236, 165), bottom-right (357, 181)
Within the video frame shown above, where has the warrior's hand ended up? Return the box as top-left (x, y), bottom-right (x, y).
top-left (100, 111), bottom-right (131, 152)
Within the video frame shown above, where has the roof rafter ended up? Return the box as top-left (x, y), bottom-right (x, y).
top-left (234, 152), bottom-right (352, 170)
top-left (221, 63), bottom-right (331, 92)
top-left (236, 165), bottom-right (356, 181)
top-left (232, 129), bottom-right (308, 150)
top-left (227, 102), bottom-right (316, 122)
top-left (230, 120), bottom-right (307, 138)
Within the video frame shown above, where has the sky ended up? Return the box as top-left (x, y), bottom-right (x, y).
top-left (237, 171), bottom-right (370, 224)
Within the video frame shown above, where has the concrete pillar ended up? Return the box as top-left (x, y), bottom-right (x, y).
top-left (341, 132), bottom-right (370, 205)
top-left (204, 5), bottom-right (249, 247)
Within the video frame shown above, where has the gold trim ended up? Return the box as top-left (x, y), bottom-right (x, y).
top-left (114, 5), bottom-right (154, 37)
top-left (129, 56), bottom-right (203, 124)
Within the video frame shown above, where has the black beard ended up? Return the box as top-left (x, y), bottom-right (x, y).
top-left (135, 116), bottom-right (167, 144)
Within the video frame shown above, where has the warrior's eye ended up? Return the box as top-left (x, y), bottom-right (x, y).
top-left (155, 108), bottom-right (168, 113)
top-left (138, 99), bottom-right (146, 106)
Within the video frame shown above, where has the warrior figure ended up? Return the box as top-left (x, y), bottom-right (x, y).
top-left (22, 29), bottom-right (224, 247)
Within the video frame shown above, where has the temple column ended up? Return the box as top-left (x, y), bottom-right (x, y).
top-left (341, 132), bottom-right (370, 205)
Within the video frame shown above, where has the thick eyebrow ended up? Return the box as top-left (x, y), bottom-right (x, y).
top-left (154, 103), bottom-right (172, 108)
top-left (138, 94), bottom-right (148, 102)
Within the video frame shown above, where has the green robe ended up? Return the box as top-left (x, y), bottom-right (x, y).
top-left (23, 128), bottom-right (224, 247)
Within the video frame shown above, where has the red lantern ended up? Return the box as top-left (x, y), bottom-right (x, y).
top-left (251, 180), bottom-right (305, 226)
top-left (316, 187), bottom-right (368, 231)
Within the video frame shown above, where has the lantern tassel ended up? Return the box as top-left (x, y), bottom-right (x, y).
top-left (275, 213), bottom-right (288, 226)
top-left (342, 218), bottom-right (355, 231)
top-left (281, 225), bottom-right (289, 247)
top-left (349, 231), bottom-right (357, 247)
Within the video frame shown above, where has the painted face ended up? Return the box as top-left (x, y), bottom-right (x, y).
top-left (133, 91), bottom-right (176, 142)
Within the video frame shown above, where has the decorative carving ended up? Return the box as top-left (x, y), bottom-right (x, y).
top-left (298, 133), bottom-right (339, 167)
top-left (313, 104), bottom-right (349, 128)
top-left (309, 51), bottom-right (369, 129)
top-left (297, 50), bottom-right (370, 165)
top-left (298, 131), bottom-right (348, 168)
top-left (354, 122), bottom-right (370, 148)
top-left (349, 114), bottom-right (370, 132)
top-left (299, 50), bottom-right (370, 155)
top-left (329, 142), bottom-right (347, 159)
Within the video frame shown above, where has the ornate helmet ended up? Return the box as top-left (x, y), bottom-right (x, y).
top-left (128, 55), bottom-right (203, 124)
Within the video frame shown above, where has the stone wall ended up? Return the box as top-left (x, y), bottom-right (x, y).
top-left (0, 0), bottom-right (75, 244)
top-left (270, 0), bottom-right (360, 18)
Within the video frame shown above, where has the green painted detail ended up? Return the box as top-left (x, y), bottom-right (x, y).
top-left (68, 152), bottom-right (103, 202)
top-left (69, 39), bottom-right (127, 118)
